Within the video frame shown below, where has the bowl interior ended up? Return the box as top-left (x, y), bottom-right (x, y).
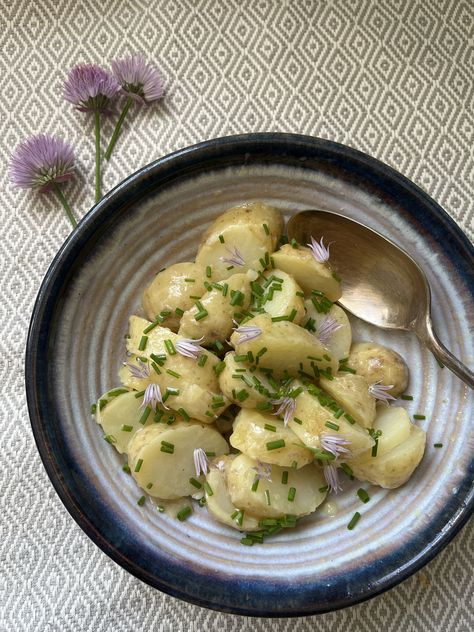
top-left (28, 137), bottom-right (474, 616)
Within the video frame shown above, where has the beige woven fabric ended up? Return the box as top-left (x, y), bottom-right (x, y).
top-left (1, 0), bottom-right (472, 629)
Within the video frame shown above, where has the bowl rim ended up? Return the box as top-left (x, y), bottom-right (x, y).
top-left (25, 133), bottom-right (474, 617)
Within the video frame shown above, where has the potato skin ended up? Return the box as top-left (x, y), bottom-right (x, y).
top-left (142, 262), bottom-right (207, 331)
top-left (348, 342), bottom-right (409, 396)
top-left (319, 374), bottom-right (376, 428)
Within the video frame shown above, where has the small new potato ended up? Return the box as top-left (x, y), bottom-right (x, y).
top-left (227, 454), bottom-right (327, 519)
top-left (218, 352), bottom-right (274, 409)
top-left (230, 409), bottom-right (314, 468)
top-left (96, 390), bottom-right (153, 454)
top-left (319, 374), bottom-right (376, 428)
top-left (259, 269), bottom-right (305, 325)
top-left (349, 406), bottom-right (412, 461)
top-left (271, 244), bottom-right (342, 301)
top-left (348, 342), bottom-right (409, 396)
top-left (142, 262), bottom-right (207, 331)
top-left (304, 301), bottom-right (352, 362)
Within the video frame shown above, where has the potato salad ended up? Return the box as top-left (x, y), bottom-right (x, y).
top-left (94, 202), bottom-right (426, 543)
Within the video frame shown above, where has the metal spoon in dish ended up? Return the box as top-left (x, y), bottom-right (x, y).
top-left (287, 210), bottom-right (474, 389)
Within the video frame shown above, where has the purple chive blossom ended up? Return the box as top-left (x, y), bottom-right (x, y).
top-left (9, 135), bottom-right (77, 228)
top-left (175, 337), bottom-right (205, 359)
top-left (324, 464), bottom-right (343, 494)
top-left (233, 324), bottom-right (262, 344)
top-left (320, 434), bottom-right (351, 459)
top-left (368, 381), bottom-right (397, 404)
top-left (213, 459), bottom-right (226, 472)
top-left (316, 316), bottom-right (343, 345)
top-left (271, 396), bottom-right (296, 427)
top-left (123, 358), bottom-right (150, 380)
top-left (307, 236), bottom-right (332, 263)
top-left (111, 54), bottom-right (165, 103)
top-left (251, 460), bottom-right (272, 482)
top-left (193, 448), bottom-right (209, 477)
top-left (63, 64), bottom-right (120, 112)
top-left (141, 383), bottom-right (167, 411)
top-left (220, 246), bottom-right (245, 267)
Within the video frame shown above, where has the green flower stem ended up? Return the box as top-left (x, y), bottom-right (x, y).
top-left (105, 96), bottom-right (133, 161)
top-left (52, 182), bottom-right (77, 229)
top-left (95, 109), bottom-right (101, 202)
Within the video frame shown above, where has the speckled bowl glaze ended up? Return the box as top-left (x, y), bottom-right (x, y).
top-left (26, 134), bottom-right (474, 617)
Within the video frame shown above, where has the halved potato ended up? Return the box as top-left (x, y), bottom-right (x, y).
top-left (196, 202), bottom-right (284, 281)
top-left (347, 342), bottom-right (409, 396)
top-left (319, 374), bottom-right (376, 428)
top-left (128, 422), bottom-right (229, 499)
top-left (142, 262), bottom-right (207, 331)
top-left (349, 406), bottom-right (412, 462)
top-left (303, 301), bottom-right (352, 361)
top-left (227, 454), bottom-right (327, 519)
top-left (271, 244), bottom-right (342, 301)
top-left (258, 269), bottom-right (305, 325)
top-left (218, 352), bottom-right (273, 409)
top-left (230, 409), bottom-right (314, 468)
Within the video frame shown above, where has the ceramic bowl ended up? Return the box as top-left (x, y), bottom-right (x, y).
top-left (26, 134), bottom-right (474, 616)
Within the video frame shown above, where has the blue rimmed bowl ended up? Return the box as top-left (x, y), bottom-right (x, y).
top-left (25, 134), bottom-right (474, 617)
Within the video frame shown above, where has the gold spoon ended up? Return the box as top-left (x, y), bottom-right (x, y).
top-left (287, 210), bottom-right (474, 389)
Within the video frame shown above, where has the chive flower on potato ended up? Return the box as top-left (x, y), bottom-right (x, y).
top-left (307, 236), bottom-right (332, 263)
top-left (270, 396), bottom-right (296, 427)
top-left (193, 448), bottom-right (209, 477)
top-left (141, 383), bottom-right (166, 411)
top-left (220, 246), bottom-right (245, 267)
top-left (64, 64), bottom-right (120, 202)
top-left (176, 337), bottom-right (205, 359)
top-left (105, 54), bottom-right (165, 160)
top-left (123, 359), bottom-right (150, 379)
top-left (9, 134), bottom-right (77, 228)
top-left (316, 315), bottom-right (343, 344)
top-left (251, 460), bottom-right (272, 482)
top-left (368, 381), bottom-right (396, 404)
top-left (320, 433), bottom-right (351, 459)
top-left (233, 324), bottom-right (262, 344)
top-left (324, 463), bottom-right (342, 494)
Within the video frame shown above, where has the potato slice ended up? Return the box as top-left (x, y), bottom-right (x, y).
top-left (319, 374), bottom-right (376, 428)
top-left (128, 422), bottom-right (229, 499)
top-left (230, 409), bottom-right (314, 468)
top-left (286, 382), bottom-right (374, 458)
top-left (303, 301), bottom-right (351, 361)
top-left (196, 202), bottom-right (283, 280)
top-left (348, 342), bottom-right (409, 396)
top-left (205, 456), bottom-right (260, 531)
top-left (258, 269), bottom-right (305, 325)
top-left (230, 313), bottom-right (338, 379)
top-left (218, 351), bottom-right (274, 409)
top-left (271, 244), bottom-right (342, 301)
top-left (178, 272), bottom-right (256, 345)
top-left (96, 389), bottom-right (154, 454)
top-left (142, 262), bottom-right (207, 331)
top-left (350, 406), bottom-right (412, 462)
top-left (350, 425), bottom-right (426, 489)
top-left (227, 454), bottom-right (327, 519)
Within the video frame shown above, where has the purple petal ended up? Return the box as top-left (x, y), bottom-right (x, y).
top-left (368, 382), bottom-right (397, 404)
top-left (307, 236), bottom-right (332, 263)
top-left (176, 337), bottom-right (205, 359)
top-left (233, 325), bottom-right (262, 344)
top-left (141, 383), bottom-right (166, 411)
top-left (324, 464), bottom-right (342, 493)
top-left (64, 64), bottom-right (119, 112)
top-left (251, 460), bottom-right (272, 482)
top-left (111, 54), bottom-right (165, 103)
top-left (123, 358), bottom-right (150, 380)
top-left (219, 246), bottom-right (245, 267)
top-left (193, 448), bottom-right (209, 477)
top-left (320, 433), bottom-right (351, 459)
top-left (316, 316), bottom-right (343, 345)
top-left (271, 396), bottom-right (296, 427)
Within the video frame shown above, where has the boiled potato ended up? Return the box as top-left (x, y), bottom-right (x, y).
top-left (128, 422), bottom-right (229, 499)
top-left (142, 262), bottom-right (207, 331)
top-left (350, 425), bottom-right (426, 489)
top-left (304, 301), bottom-right (351, 361)
top-left (319, 374), bottom-right (376, 428)
top-left (218, 351), bottom-right (274, 408)
top-left (347, 342), bottom-right (408, 396)
top-left (227, 454), bottom-right (327, 519)
top-left (286, 382), bottom-right (375, 458)
top-left (196, 202), bottom-right (283, 280)
top-left (230, 409), bottom-right (314, 468)
top-left (349, 406), bottom-right (412, 461)
top-left (205, 455), bottom-right (260, 531)
top-left (178, 271), bottom-right (256, 345)
top-left (271, 244), bottom-right (342, 301)
top-left (230, 313), bottom-right (338, 379)
top-left (258, 269), bottom-right (305, 325)
top-left (96, 389), bottom-right (154, 453)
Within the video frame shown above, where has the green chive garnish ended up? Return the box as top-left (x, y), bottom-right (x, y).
top-left (160, 440), bottom-right (175, 454)
top-left (325, 421), bottom-right (339, 431)
top-left (99, 398), bottom-right (108, 411)
top-left (139, 406), bottom-right (151, 425)
top-left (281, 471), bottom-right (289, 484)
top-left (266, 439), bottom-right (285, 450)
top-left (265, 490), bottom-right (271, 505)
top-left (251, 478), bottom-right (259, 492)
top-left (241, 537), bottom-right (254, 546)
top-left (218, 234), bottom-right (225, 243)
top-left (122, 463), bottom-right (131, 474)
top-left (413, 414), bottom-right (426, 420)
top-left (256, 401), bottom-right (273, 411)
top-left (146, 482), bottom-right (153, 489)
top-left (434, 443), bottom-right (443, 448)
top-left (318, 485), bottom-right (329, 493)
top-left (175, 307), bottom-right (184, 316)
top-left (134, 458), bottom-right (143, 472)
top-left (137, 496), bottom-right (146, 506)
top-left (401, 394), bottom-right (413, 400)
top-left (184, 277), bottom-right (195, 282)
top-left (263, 223), bottom-right (270, 235)
top-left (264, 423), bottom-right (276, 432)
top-left (213, 361), bottom-right (226, 376)
top-left (138, 335), bottom-right (148, 351)
top-left (164, 339), bottom-right (176, 355)
top-left (103, 434), bottom-right (116, 444)
top-left (166, 369), bottom-right (181, 378)
top-left (357, 488), bottom-right (370, 503)
top-left (121, 424), bottom-right (133, 432)
top-left (292, 417), bottom-right (303, 425)
top-left (195, 310), bottom-right (209, 321)
top-left (203, 481), bottom-right (214, 496)
top-left (288, 487), bottom-right (296, 502)
top-left (347, 512), bottom-right (361, 530)
top-left (90, 403), bottom-right (97, 414)
top-left (189, 477), bottom-right (202, 489)
top-left (178, 408), bottom-right (190, 421)
top-left (206, 265), bottom-right (212, 278)
top-left (177, 506), bottom-right (192, 521)
top-left (198, 354), bottom-right (208, 367)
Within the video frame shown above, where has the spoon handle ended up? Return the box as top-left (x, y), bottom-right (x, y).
top-left (415, 317), bottom-right (474, 389)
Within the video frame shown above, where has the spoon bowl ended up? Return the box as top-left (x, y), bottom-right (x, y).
top-left (288, 209), bottom-right (474, 389)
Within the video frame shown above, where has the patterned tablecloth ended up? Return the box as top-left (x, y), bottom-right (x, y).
top-left (1, 0), bottom-right (472, 630)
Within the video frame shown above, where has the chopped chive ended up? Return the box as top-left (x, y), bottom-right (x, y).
top-left (137, 495), bottom-right (146, 506)
top-left (177, 506), bottom-right (192, 521)
top-left (234, 509), bottom-right (244, 526)
top-left (434, 443), bottom-right (443, 448)
top-left (198, 354), bottom-right (208, 367)
top-left (271, 315), bottom-right (290, 322)
top-left (288, 309), bottom-right (297, 322)
top-left (138, 335), bottom-right (148, 351)
top-left (103, 434), bottom-right (116, 444)
top-left (241, 537), bottom-right (254, 546)
top-left (323, 353), bottom-right (331, 361)
top-left (184, 278), bottom-right (195, 282)
top-left (204, 451), bottom-right (216, 457)
top-left (266, 439), bottom-right (285, 450)
top-left (121, 424), bottom-right (134, 432)
top-left (175, 307), bottom-right (184, 316)
top-left (292, 460), bottom-right (298, 469)
top-left (413, 414), bottom-right (426, 420)
top-left (164, 339), bottom-right (176, 355)
top-left (325, 421), bottom-right (339, 431)
top-left (256, 401), bottom-right (273, 411)
top-left (222, 283), bottom-right (228, 297)
top-left (214, 361), bottom-right (226, 376)
top-left (230, 290), bottom-right (244, 306)
top-left (203, 481), bottom-right (214, 496)
top-left (189, 295), bottom-right (202, 299)
top-left (90, 403), bottom-right (97, 414)
top-left (318, 485), bottom-right (329, 493)
top-left (178, 408), bottom-right (190, 421)
top-left (270, 256), bottom-right (275, 268)
top-left (401, 394), bottom-right (413, 400)
top-left (251, 478), bottom-right (259, 492)
top-left (263, 223), bottom-right (270, 235)
top-left (99, 398), bottom-right (108, 411)
top-left (189, 477), bottom-right (202, 489)
top-left (234, 354), bottom-right (248, 362)
top-left (236, 389), bottom-right (249, 402)
top-left (256, 347), bottom-right (268, 358)
top-left (341, 463), bottom-right (354, 479)
top-left (264, 423), bottom-right (277, 432)
top-left (344, 413), bottom-right (356, 425)
top-left (195, 310), bottom-right (209, 321)
top-left (139, 407), bottom-right (151, 425)
top-left (143, 321), bottom-right (160, 334)
top-left (150, 352), bottom-right (167, 365)
top-left (122, 463), bottom-right (131, 474)
top-left (108, 388), bottom-right (129, 397)
top-left (333, 409), bottom-right (344, 419)
top-left (166, 369), bottom-right (181, 378)
top-left (151, 362), bottom-right (161, 375)
top-left (347, 512), bottom-right (361, 530)
top-left (134, 458), bottom-right (144, 472)
top-left (292, 417), bottom-right (303, 425)
top-left (218, 234), bottom-right (225, 243)
top-left (160, 440), bottom-right (175, 454)
top-left (154, 409), bottom-right (164, 423)
top-left (290, 238), bottom-right (298, 248)
top-left (281, 471), bottom-right (289, 484)
top-left (288, 487), bottom-right (296, 502)
top-left (339, 366), bottom-right (356, 374)
top-left (166, 386), bottom-right (179, 396)
top-left (357, 488), bottom-right (370, 503)
top-left (265, 489), bottom-right (271, 505)
top-left (206, 265), bottom-right (212, 278)
top-left (226, 265), bottom-right (234, 270)
top-left (146, 482), bottom-right (153, 489)
top-left (205, 411), bottom-right (215, 418)
top-left (259, 257), bottom-right (266, 269)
